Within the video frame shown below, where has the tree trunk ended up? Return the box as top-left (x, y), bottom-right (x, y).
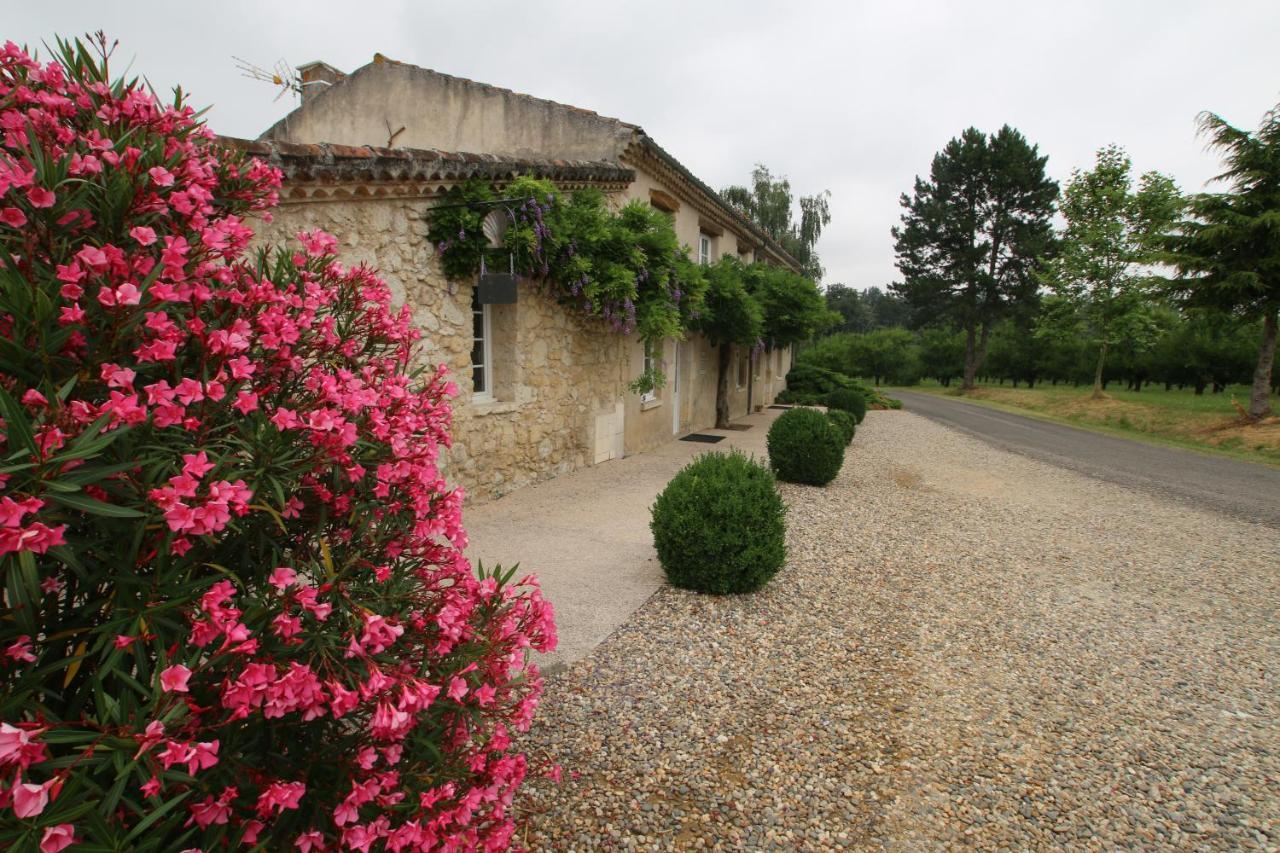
top-left (715, 343), bottom-right (732, 429)
top-left (1092, 341), bottom-right (1108, 399)
top-left (962, 324), bottom-right (978, 390)
top-left (1194, 379), bottom-right (1206, 395)
top-left (1248, 308), bottom-right (1278, 419)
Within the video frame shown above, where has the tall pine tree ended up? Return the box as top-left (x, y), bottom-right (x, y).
top-left (1166, 104), bottom-right (1280, 419)
top-left (892, 126), bottom-right (1058, 389)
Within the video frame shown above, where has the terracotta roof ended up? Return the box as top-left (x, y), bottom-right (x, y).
top-left (627, 136), bottom-right (802, 273)
top-left (219, 137), bottom-right (634, 186)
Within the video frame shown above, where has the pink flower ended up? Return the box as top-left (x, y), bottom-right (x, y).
top-left (0, 723), bottom-right (47, 769)
top-left (5, 635), bottom-right (36, 663)
top-left (187, 740), bottom-right (219, 774)
top-left (148, 166), bottom-right (175, 187)
top-left (296, 831), bottom-right (326, 852)
top-left (113, 635), bottom-right (136, 649)
top-left (269, 566), bottom-right (297, 590)
top-left (75, 245), bottom-right (108, 272)
top-left (129, 225), bottom-right (157, 246)
top-left (159, 664), bottom-right (192, 693)
top-left (116, 283), bottom-right (141, 304)
top-left (232, 390), bottom-right (258, 414)
top-left (0, 207), bottom-right (26, 228)
top-left (27, 187), bottom-right (56, 208)
top-left (256, 780), bottom-right (306, 816)
top-left (12, 778), bottom-right (51, 818)
top-left (241, 819), bottom-right (264, 844)
top-left (140, 776), bottom-right (161, 797)
top-left (97, 283), bottom-right (141, 307)
top-left (40, 823), bottom-right (75, 853)
top-left (181, 451), bottom-right (215, 479)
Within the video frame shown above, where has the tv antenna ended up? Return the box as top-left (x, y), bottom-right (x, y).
top-left (233, 56), bottom-right (303, 102)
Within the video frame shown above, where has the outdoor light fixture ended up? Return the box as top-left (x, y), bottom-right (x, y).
top-left (477, 208), bottom-right (518, 304)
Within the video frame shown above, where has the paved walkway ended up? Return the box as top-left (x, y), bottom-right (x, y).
top-left (464, 408), bottom-right (782, 669)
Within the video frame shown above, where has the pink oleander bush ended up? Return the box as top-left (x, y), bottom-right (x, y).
top-left (0, 36), bottom-right (555, 851)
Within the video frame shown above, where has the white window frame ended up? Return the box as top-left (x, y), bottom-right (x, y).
top-left (698, 233), bottom-right (712, 266)
top-left (641, 340), bottom-right (657, 403)
top-left (471, 288), bottom-right (493, 403)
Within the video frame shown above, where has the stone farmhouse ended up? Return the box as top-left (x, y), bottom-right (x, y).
top-left (225, 55), bottom-right (800, 502)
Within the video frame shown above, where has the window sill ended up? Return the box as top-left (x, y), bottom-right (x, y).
top-left (640, 397), bottom-right (662, 411)
top-left (471, 399), bottom-right (520, 416)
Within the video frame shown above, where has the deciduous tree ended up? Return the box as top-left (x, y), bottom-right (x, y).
top-left (1039, 146), bottom-right (1181, 397)
top-left (694, 258), bottom-right (763, 427)
top-left (722, 165), bottom-right (831, 281)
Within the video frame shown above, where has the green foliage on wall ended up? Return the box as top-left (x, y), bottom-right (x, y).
top-left (426, 177), bottom-right (708, 393)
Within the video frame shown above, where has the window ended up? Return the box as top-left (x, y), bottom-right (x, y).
top-left (641, 340), bottom-right (657, 403)
top-left (754, 350), bottom-right (762, 381)
top-left (775, 347), bottom-right (783, 375)
top-left (737, 351), bottom-right (749, 388)
top-left (698, 233), bottom-right (712, 266)
top-left (471, 287), bottom-right (492, 401)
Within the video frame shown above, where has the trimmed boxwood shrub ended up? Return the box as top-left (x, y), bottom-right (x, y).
top-left (767, 407), bottom-right (845, 485)
top-left (825, 387), bottom-right (868, 423)
top-left (827, 409), bottom-right (857, 445)
top-left (650, 451), bottom-right (787, 594)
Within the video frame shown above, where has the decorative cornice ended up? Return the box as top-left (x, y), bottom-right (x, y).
top-left (621, 138), bottom-right (803, 273)
top-left (218, 137), bottom-right (634, 203)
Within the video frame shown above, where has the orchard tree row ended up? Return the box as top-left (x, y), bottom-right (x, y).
top-left (817, 102), bottom-right (1280, 418)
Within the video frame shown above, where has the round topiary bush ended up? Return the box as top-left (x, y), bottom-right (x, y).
top-left (825, 387), bottom-right (868, 423)
top-left (767, 408), bottom-right (845, 485)
top-left (827, 409), bottom-right (857, 445)
top-left (650, 451), bottom-right (786, 594)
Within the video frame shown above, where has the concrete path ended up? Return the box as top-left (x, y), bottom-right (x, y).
top-left (895, 389), bottom-right (1280, 526)
top-left (464, 407), bottom-right (783, 670)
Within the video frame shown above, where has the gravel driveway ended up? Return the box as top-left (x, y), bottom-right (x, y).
top-left (514, 411), bottom-right (1280, 850)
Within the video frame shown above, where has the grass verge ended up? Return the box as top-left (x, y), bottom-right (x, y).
top-left (887, 381), bottom-right (1280, 467)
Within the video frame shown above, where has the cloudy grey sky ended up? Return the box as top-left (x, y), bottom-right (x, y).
top-left (9, 1), bottom-right (1280, 289)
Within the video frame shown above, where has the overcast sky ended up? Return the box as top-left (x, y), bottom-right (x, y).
top-left (9, 1), bottom-right (1280, 289)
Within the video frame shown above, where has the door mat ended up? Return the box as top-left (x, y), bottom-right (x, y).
top-left (721, 423), bottom-right (752, 431)
top-left (680, 433), bottom-right (725, 443)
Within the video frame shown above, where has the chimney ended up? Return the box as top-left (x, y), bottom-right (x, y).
top-left (296, 61), bottom-right (346, 105)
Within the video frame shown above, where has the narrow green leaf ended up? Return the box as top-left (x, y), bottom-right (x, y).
top-left (48, 491), bottom-right (145, 518)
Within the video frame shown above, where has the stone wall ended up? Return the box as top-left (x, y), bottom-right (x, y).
top-left (253, 194), bottom-right (633, 504)
top-left (264, 60), bottom-right (635, 163)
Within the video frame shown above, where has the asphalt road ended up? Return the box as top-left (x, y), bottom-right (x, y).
top-left (893, 390), bottom-right (1280, 527)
